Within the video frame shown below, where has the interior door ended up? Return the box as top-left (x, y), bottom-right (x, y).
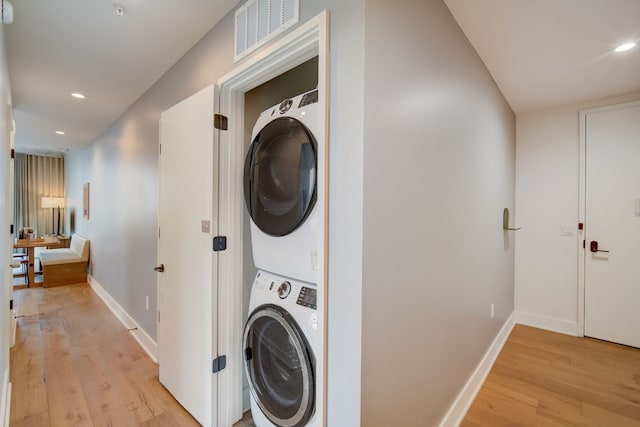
top-left (584, 101), bottom-right (640, 348)
top-left (158, 84), bottom-right (218, 425)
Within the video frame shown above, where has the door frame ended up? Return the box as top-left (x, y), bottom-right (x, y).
top-left (215, 11), bottom-right (329, 427)
top-left (577, 99), bottom-right (640, 337)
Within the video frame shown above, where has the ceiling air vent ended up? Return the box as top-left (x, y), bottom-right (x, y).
top-left (235, 0), bottom-right (299, 63)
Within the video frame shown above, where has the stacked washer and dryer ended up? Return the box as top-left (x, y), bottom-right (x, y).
top-left (243, 89), bottom-right (321, 427)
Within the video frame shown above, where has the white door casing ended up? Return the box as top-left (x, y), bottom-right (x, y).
top-left (581, 101), bottom-right (640, 348)
top-left (158, 84), bottom-right (218, 425)
top-left (215, 11), bottom-right (329, 426)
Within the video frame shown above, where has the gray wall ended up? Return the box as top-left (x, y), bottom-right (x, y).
top-left (64, 1), bottom-right (365, 424)
top-left (0, 25), bottom-right (13, 410)
top-left (361, 1), bottom-right (516, 425)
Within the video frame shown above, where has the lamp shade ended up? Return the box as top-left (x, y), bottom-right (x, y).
top-left (41, 196), bottom-right (65, 208)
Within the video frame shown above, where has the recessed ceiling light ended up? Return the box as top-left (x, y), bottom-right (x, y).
top-left (55, 131), bottom-right (65, 135)
top-left (615, 42), bottom-right (637, 53)
top-left (115, 4), bottom-right (126, 16)
top-left (71, 92), bottom-right (85, 99)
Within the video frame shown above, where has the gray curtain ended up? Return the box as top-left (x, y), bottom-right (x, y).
top-left (14, 154), bottom-right (65, 237)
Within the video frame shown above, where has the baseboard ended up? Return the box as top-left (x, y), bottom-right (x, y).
top-left (438, 311), bottom-right (516, 427)
top-left (515, 310), bottom-right (578, 336)
top-left (2, 368), bottom-right (11, 427)
top-left (88, 275), bottom-right (158, 362)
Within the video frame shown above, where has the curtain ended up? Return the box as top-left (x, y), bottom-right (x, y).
top-left (14, 154), bottom-right (65, 237)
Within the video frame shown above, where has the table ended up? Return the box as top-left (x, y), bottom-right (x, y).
top-left (13, 237), bottom-right (60, 287)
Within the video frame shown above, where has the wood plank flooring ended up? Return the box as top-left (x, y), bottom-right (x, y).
top-left (10, 283), bottom-right (200, 426)
top-left (13, 285), bottom-right (638, 426)
top-left (462, 324), bottom-right (640, 426)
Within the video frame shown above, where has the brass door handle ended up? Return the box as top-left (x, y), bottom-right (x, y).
top-left (154, 264), bottom-right (165, 272)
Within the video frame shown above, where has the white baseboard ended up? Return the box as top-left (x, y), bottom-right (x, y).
top-left (88, 275), bottom-right (158, 362)
top-left (515, 310), bottom-right (578, 336)
top-left (2, 368), bottom-right (11, 427)
top-left (438, 312), bottom-right (516, 427)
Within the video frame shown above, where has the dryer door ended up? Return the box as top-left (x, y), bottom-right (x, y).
top-left (243, 304), bottom-right (315, 427)
top-left (244, 117), bottom-right (317, 237)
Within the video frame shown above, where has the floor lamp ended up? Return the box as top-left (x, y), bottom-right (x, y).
top-left (41, 196), bottom-right (65, 236)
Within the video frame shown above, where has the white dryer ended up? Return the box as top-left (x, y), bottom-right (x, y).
top-left (243, 270), bottom-right (318, 427)
top-left (244, 89), bottom-right (320, 283)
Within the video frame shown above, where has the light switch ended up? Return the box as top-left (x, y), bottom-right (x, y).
top-left (202, 220), bottom-right (210, 233)
top-left (560, 224), bottom-right (574, 236)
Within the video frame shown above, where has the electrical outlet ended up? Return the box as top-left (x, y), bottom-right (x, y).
top-left (490, 303), bottom-right (495, 319)
top-left (145, 296), bottom-right (150, 311)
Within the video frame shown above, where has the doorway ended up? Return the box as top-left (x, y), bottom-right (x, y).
top-left (579, 100), bottom-right (640, 348)
top-left (215, 11), bottom-right (329, 426)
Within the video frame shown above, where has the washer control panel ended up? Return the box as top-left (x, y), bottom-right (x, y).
top-left (297, 286), bottom-right (317, 310)
top-left (254, 270), bottom-right (317, 310)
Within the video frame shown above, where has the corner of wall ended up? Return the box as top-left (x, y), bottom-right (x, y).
top-left (438, 312), bottom-right (516, 427)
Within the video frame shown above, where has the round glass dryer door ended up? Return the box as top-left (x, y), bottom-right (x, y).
top-left (243, 304), bottom-right (315, 427)
top-left (244, 117), bottom-right (317, 236)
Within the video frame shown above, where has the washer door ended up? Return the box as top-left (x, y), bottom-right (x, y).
top-left (244, 117), bottom-right (317, 237)
top-left (243, 304), bottom-right (315, 427)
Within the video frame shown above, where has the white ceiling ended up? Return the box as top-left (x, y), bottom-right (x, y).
top-left (5, 1), bottom-right (640, 155)
top-left (5, 0), bottom-right (238, 154)
top-left (444, 0), bottom-right (640, 113)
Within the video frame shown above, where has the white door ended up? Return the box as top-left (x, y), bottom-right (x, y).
top-left (158, 84), bottom-right (218, 425)
top-left (584, 101), bottom-right (640, 348)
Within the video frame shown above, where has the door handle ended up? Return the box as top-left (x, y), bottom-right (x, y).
top-left (154, 264), bottom-right (165, 272)
top-left (590, 241), bottom-right (610, 253)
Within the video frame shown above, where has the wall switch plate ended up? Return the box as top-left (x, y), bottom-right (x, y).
top-left (560, 224), bottom-right (574, 236)
top-left (145, 296), bottom-right (150, 311)
top-left (202, 220), bottom-right (210, 233)
top-left (490, 304), bottom-right (495, 319)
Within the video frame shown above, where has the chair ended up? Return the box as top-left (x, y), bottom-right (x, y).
top-left (12, 250), bottom-right (28, 284)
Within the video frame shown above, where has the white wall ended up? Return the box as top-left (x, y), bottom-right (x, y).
top-left (515, 91), bottom-right (640, 334)
top-left (0, 25), bottom-right (13, 423)
top-left (361, 1), bottom-right (515, 425)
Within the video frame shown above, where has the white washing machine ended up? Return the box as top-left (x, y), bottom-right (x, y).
top-left (243, 270), bottom-right (318, 427)
top-left (244, 89), bottom-right (320, 283)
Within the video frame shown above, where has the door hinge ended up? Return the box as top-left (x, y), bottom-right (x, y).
top-left (583, 240), bottom-right (585, 249)
top-left (158, 311), bottom-right (160, 323)
top-left (158, 228), bottom-right (160, 239)
top-left (214, 114), bottom-right (228, 131)
top-left (159, 143), bottom-right (162, 155)
top-left (10, 148), bottom-right (15, 159)
top-left (213, 236), bottom-right (227, 251)
top-left (9, 299), bottom-right (13, 310)
top-left (212, 355), bottom-right (227, 373)
top-left (10, 224), bottom-right (13, 234)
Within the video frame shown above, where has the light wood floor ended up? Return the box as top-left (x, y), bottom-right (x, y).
top-left (462, 324), bottom-right (640, 426)
top-left (13, 285), bottom-right (638, 426)
top-left (10, 283), bottom-right (202, 426)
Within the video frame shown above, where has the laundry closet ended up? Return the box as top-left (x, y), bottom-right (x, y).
top-left (241, 57), bottom-right (320, 426)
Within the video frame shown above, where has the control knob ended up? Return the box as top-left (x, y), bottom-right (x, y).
top-left (277, 281), bottom-right (291, 299)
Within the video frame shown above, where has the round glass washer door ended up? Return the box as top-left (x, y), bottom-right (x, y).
top-left (243, 304), bottom-right (315, 427)
top-left (244, 117), bottom-right (317, 237)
